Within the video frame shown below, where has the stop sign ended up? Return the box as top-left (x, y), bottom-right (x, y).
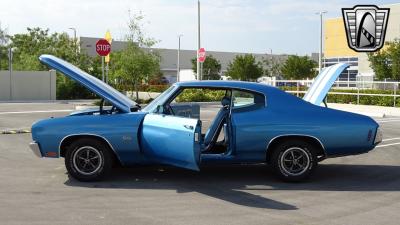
top-left (96, 39), bottom-right (111, 56)
top-left (198, 48), bottom-right (206, 62)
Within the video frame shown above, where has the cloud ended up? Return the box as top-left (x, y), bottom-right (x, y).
top-left (0, 0), bottom-right (398, 54)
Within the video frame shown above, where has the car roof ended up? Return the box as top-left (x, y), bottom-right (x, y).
top-left (176, 80), bottom-right (310, 108)
top-left (176, 80), bottom-right (276, 94)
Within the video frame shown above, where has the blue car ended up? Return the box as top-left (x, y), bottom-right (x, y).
top-left (30, 55), bottom-right (382, 182)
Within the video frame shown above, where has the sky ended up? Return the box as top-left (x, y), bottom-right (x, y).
top-left (0, 0), bottom-right (399, 55)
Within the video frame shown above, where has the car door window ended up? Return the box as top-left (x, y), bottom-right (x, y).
top-left (232, 90), bottom-right (265, 111)
top-left (168, 88), bottom-right (230, 135)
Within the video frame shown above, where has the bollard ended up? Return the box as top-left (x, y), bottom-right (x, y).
top-left (394, 84), bottom-right (397, 107)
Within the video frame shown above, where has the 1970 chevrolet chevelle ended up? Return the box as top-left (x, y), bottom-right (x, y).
top-left (30, 55), bottom-right (382, 182)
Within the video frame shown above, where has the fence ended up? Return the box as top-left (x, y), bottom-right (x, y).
top-left (261, 80), bottom-right (400, 107)
top-left (0, 70), bottom-right (56, 101)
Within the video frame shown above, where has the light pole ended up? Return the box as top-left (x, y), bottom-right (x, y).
top-left (177, 34), bottom-right (183, 82)
top-left (8, 48), bottom-right (13, 100)
top-left (68, 27), bottom-right (78, 58)
top-left (316, 11), bottom-right (327, 73)
top-left (197, 0), bottom-right (201, 80)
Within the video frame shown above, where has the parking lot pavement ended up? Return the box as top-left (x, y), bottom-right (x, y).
top-left (0, 103), bottom-right (74, 131)
top-left (0, 103), bottom-right (400, 225)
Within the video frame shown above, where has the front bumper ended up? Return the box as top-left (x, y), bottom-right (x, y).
top-left (374, 127), bottom-right (383, 145)
top-left (29, 142), bottom-right (42, 158)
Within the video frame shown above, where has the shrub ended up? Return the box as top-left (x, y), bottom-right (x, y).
top-left (279, 86), bottom-right (399, 107)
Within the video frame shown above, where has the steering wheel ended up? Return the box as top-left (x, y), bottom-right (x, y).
top-left (165, 104), bottom-right (175, 115)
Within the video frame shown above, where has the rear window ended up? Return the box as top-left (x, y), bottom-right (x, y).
top-left (232, 90), bottom-right (265, 111)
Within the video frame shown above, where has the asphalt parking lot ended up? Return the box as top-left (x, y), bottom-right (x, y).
top-left (0, 102), bottom-right (400, 225)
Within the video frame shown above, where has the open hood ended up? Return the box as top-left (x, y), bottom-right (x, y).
top-left (303, 63), bottom-right (350, 105)
top-left (39, 55), bottom-right (137, 113)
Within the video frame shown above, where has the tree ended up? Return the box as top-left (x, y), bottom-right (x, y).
top-left (225, 54), bottom-right (263, 81)
top-left (263, 56), bottom-right (283, 77)
top-left (8, 27), bottom-right (100, 99)
top-left (0, 23), bottom-right (9, 70)
top-left (191, 54), bottom-right (222, 80)
top-left (368, 40), bottom-right (400, 80)
top-left (110, 13), bottom-right (160, 100)
top-left (280, 55), bottom-right (317, 79)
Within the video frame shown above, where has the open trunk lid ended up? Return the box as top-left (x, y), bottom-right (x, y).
top-left (303, 63), bottom-right (350, 105)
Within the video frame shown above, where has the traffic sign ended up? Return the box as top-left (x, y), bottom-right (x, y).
top-left (198, 48), bottom-right (206, 63)
top-left (96, 39), bottom-right (111, 57)
top-left (104, 31), bottom-right (112, 63)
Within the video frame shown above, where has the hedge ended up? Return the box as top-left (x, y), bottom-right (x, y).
top-left (279, 87), bottom-right (400, 107)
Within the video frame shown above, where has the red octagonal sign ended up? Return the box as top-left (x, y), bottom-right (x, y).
top-left (96, 39), bottom-right (111, 56)
top-left (198, 48), bottom-right (206, 63)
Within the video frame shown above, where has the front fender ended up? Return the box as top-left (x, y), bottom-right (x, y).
top-left (31, 112), bottom-right (147, 165)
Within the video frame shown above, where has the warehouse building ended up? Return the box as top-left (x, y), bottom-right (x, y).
top-left (79, 37), bottom-right (288, 83)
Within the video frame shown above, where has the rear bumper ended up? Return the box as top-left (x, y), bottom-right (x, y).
top-left (29, 142), bottom-right (42, 158)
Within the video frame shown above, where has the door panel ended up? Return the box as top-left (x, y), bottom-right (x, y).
top-left (140, 113), bottom-right (201, 170)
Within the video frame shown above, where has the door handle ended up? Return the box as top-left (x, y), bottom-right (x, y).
top-left (183, 125), bottom-right (194, 130)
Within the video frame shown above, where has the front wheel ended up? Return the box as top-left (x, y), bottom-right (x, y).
top-left (65, 138), bottom-right (112, 182)
top-left (271, 140), bottom-right (317, 182)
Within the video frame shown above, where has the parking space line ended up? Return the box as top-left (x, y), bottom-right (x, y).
top-left (377, 120), bottom-right (400, 123)
top-left (382, 137), bottom-right (400, 142)
top-left (376, 142), bottom-right (400, 148)
top-left (0, 109), bottom-right (73, 115)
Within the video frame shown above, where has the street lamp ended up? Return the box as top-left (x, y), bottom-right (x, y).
top-left (68, 27), bottom-right (77, 40)
top-left (197, 0), bottom-right (201, 80)
top-left (316, 11), bottom-right (327, 73)
top-left (68, 27), bottom-right (78, 58)
top-left (177, 34), bottom-right (183, 82)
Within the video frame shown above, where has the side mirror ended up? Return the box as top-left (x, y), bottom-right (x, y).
top-left (156, 105), bottom-right (164, 114)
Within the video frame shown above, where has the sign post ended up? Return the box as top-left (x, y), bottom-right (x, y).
top-left (95, 39), bottom-right (111, 82)
top-left (104, 31), bottom-right (112, 84)
top-left (198, 47), bottom-right (206, 80)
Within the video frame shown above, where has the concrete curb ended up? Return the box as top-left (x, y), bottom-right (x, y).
top-left (327, 103), bottom-right (400, 118)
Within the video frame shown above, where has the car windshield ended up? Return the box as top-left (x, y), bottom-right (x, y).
top-left (142, 85), bottom-right (178, 113)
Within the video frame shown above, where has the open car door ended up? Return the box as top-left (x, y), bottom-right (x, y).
top-left (140, 114), bottom-right (202, 171)
top-left (303, 63), bottom-right (350, 105)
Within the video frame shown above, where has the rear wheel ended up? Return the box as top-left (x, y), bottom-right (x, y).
top-left (65, 138), bottom-right (112, 182)
top-left (271, 140), bottom-right (317, 182)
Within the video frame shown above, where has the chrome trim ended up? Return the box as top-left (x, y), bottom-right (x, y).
top-left (174, 85), bottom-right (268, 108)
top-left (58, 133), bottom-right (123, 164)
top-left (266, 134), bottom-right (327, 158)
top-left (374, 127), bottom-right (383, 145)
top-left (29, 141), bottom-right (42, 158)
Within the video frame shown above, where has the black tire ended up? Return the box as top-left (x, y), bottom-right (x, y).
top-left (65, 138), bottom-right (112, 182)
top-left (271, 139), bottom-right (317, 182)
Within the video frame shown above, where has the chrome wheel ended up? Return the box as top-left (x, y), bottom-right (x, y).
top-left (72, 146), bottom-right (103, 176)
top-left (280, 147), bottom-right (310, 176)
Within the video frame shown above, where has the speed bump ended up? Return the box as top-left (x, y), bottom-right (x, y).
top-left (1, 129), bottom-right (31, 135)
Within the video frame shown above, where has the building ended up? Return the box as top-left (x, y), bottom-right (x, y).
top-left (79, 37), bottom-right (288, 83)
top-left (324, 17), bottom-right (359, 85)
top-left (324, 3), bottom-right (400, 84)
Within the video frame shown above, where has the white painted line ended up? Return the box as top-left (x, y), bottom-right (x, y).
top-left (376, 117), bottom-right (400, 120)
top-left (377, 120), bottom-right (400, 123)
top-left (382, 137), bottom-right (400, 142)
top-left (375, 117), bottom-right (400, 121)
top-left (376, 142), bottom-right (400, 148)
top-left (0, 109), bottom-right (73, 115)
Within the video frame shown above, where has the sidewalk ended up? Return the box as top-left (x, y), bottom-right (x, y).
top-left (327, 103), bottom-right (400, 118)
